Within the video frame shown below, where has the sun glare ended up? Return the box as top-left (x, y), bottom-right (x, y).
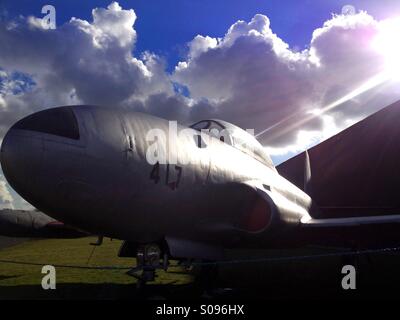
top-left (372, 17), bottom-right (400, 81)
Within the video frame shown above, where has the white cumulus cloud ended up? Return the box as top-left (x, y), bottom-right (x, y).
top-left (174, 11), bottom-right (400, 152)
top-left (0, 2), bottom-right (175, 138)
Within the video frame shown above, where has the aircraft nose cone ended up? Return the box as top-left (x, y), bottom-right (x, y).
top-left (0, 128), bottom-right (43, 200)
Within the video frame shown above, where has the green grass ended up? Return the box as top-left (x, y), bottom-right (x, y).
top-left (2, 237), bottom-right (400, 299)
top-left (0, 237), bottom-right (194, 299)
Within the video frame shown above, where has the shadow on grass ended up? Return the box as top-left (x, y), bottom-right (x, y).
top-left (1, 267), bottom-right (399, 300)
top-left (2, 249), bottom-right (400, 300)
top-left (0, 275), bottom-right (19, 281)
top-left (0, 282), bottom-right (206, 300)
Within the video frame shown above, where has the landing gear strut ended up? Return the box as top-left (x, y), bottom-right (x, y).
top-left (127, 243), bottom-right (169, 288)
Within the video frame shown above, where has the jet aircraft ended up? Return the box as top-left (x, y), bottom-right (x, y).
top-left (2, 102), bottom-right (400, 282)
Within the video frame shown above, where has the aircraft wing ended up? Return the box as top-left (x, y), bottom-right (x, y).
top-left (0, 209), bottom-right (88, 238)
top-left (274, 100), bottom-right (400, 248)
top-left (277, 99), bottom-right (400, 219)
top-left (301, 214), bottom-right (400, 228)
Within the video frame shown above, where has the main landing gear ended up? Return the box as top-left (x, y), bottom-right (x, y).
top-left (127, 243), bottom-right (169, 288)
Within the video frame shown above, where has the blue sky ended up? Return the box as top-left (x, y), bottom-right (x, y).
top-left (3, 0), bottom-right (400, 71)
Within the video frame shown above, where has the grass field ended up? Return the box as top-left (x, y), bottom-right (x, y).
top-left (2, 237), bottom-right (400, 299)
top-left (0, 237), bottom-right (195, 299)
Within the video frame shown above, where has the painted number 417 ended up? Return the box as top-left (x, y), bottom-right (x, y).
top-left (150, 162), bottom-right (182, 190)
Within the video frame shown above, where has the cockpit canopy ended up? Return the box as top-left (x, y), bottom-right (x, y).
top-left (190, 119), bottom-right (275, 169)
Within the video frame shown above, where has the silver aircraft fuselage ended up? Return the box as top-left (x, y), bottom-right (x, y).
top-left (0, 105), bottom-right (313, 256)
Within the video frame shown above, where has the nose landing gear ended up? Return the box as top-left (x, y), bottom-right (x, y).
top-left (127, 243), bottom-right (169, 288)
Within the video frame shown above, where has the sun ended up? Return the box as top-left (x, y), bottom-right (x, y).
top-left (372, 17), bottom-right (400, 81)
